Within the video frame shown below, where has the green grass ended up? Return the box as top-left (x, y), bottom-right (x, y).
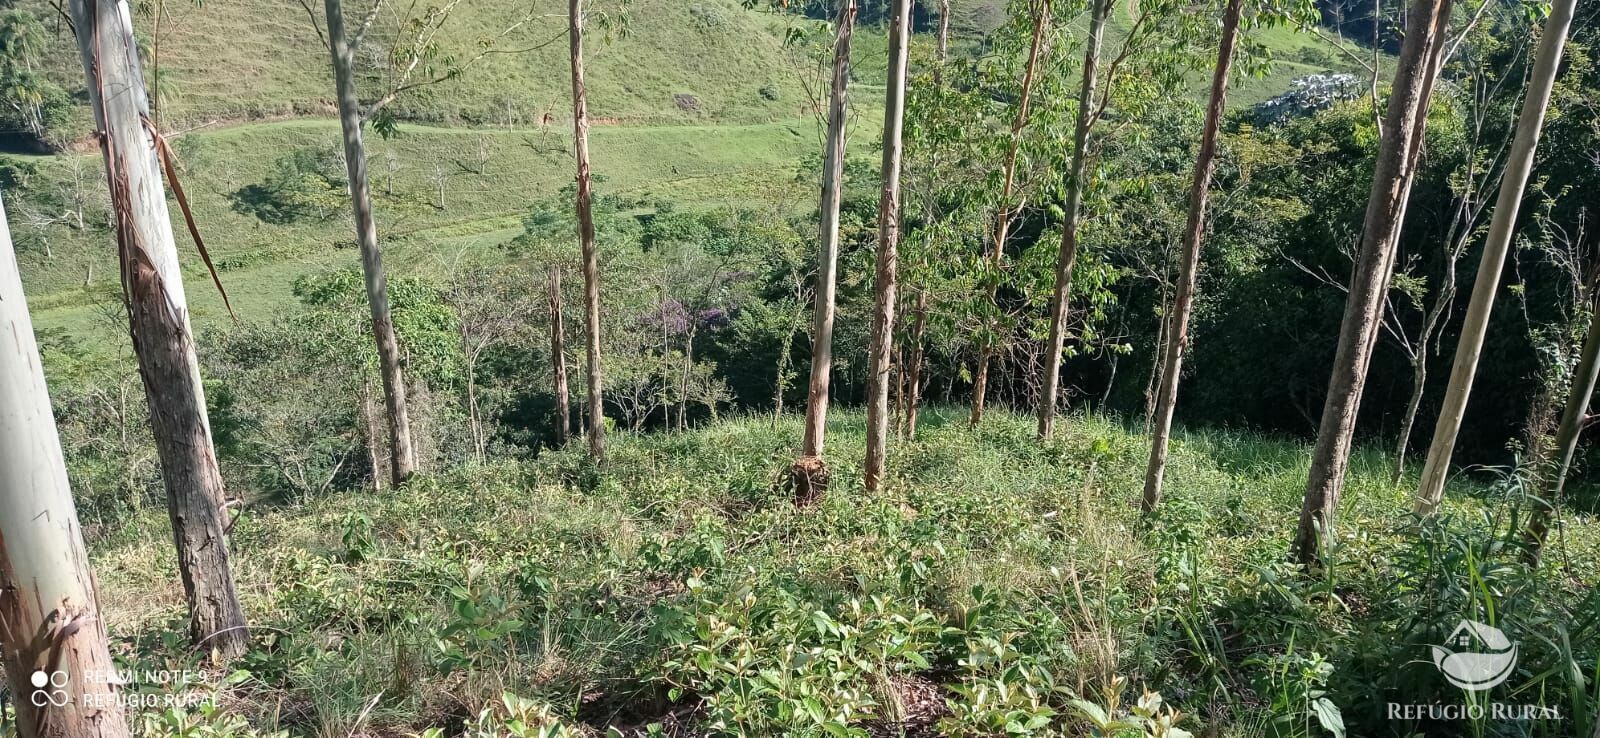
top-left (21, 0), bottom-right (812, 129)
top-left (19, 114), bottom-right (885, 350)
top-left (89, 408), bottom-right (1600, 736)
top-left (11, 0), bottom-right (1379, 353)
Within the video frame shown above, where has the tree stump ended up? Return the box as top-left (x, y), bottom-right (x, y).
top-left (788, 455), bottom-right (830, 506)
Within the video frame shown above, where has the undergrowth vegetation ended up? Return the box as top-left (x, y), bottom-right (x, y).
top-left (85, 409), bottom-right (1600, 737)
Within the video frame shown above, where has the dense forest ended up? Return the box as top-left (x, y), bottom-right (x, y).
top-left (0, 0), bottom-right (1597, 736)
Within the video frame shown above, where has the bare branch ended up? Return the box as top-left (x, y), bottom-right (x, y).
top-left (297, 0), bottom-right (330, 49)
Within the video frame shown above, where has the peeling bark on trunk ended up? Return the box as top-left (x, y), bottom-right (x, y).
top-left (1139, 0), bottom-right (1243, 515)
top-left (71, 0), bottom-right (249, 660)
top-left (863, 0), bottom-right (912, 493)
top-left (570, 0), bottom-right (606, 462)
top-left (324, 0), bottom-right (417, 486)
top-left (1414, 0), bottom-right (1574, 514)
top-left (1, 193), bottom-right (132, 738)
top-left (1294, 0), bottom-right (1453, 566)
top-left (970, 0), bottom-right (1048, 428)
top-left (795, 0), bottom-right (855, 500)
top-left (549, 263), bottom-right (571, 446)
top-left (1039, 0), bottom-right (1110, 441)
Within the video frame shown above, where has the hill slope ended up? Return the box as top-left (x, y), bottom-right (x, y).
top-left (87, 409), bottom-right (1600, 736)
top-left (23, 0), bottom-right (812, 128)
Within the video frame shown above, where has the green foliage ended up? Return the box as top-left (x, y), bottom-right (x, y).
top-left (0, 9), bottom-right (71, 148)
top-left (657, 579), bottom-right (944, 735)
top-left (229, 146), bottom-right (350, 224)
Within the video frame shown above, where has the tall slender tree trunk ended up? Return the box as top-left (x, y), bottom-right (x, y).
top-left (361, 378), bottom-right (383, 490)
top-left (1393, 353), bottom-right (1429, 479)
top-left (324, 0), bottom-right (417, 486)
top-left (1039, 0), bottom-right (1110, 441)
top-left (1525, 301), bottom-right (1600, 565)
top-left (71, 0), bottom-right (249, 659)
top-left (901, 0), bottom-right (950, 440)
top-left (864, 0), bottom-right (912, 493)
top-left (1, 194), bottom-right (132, 738)
top-left (678, 328), bottom-right (696, 430)
top-left (1138, 0), bottom-right (1244, 515)
top-left (1294, 0), bottom-right (1454, 566)
top-left (936, 0), bottom-right (951, 82)
top-left (904, 289), bottom-right (929, 437)
top-left (465, 351), bottom-right (484, 462)
top-left (1414, 0), bottom-right (1574, 514)
top-left (970, 0), bottom-right (1049, 428)
top-left (792, 0), bottom-right (856, 504)
top-left (549, 263), bottom-right (571, 446)
top-left (570, 0), bottom-right (606, 461)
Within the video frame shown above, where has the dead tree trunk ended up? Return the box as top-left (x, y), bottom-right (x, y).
top-left (324, 0), bottom-right (417, 486)
top-left (1138, 0), bottom-right (1244, 515)
top-left (970, 0), bottom-right (1049, 428)
top-left (793, 0), bottom-right (855, 504)
top-left (1039, 0), bottom-right (1110, 441)
top-left (863, 0), bottom-right (912, 492)
top-left (1, 193), bottom-right (132, 738)
top-left (570, 0), bottom-right (606, 461)
top-left (1413, 0), bottom-right (1574, 514)
top-left (71, 0), bottom-right (249, 659)
top-left (1294, 0), bottom-right (1454, 566)
top-left (549, 263), bottom-right (571, 446)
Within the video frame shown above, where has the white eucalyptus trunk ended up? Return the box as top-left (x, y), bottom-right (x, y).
top-left (863, 0), bottom-right (912, 492)
top-left (1414, 0), bottom-right (1575, 514)
top-left (570, 0), bottom-right (606, 462)
top-left (324, 0), bottom-right (418, 486)
top-left (1, 192), bottom-right (131, 738)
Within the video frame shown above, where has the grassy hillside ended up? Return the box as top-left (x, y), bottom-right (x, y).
top-left (16, 0), bottom-right (1373, 131)
top-left (10, 0), bottom-right (1381, 350)
top-left (19, 115), bottom-right (880, 350)
top-left (23, 0), bottom-right (814, 128)
top-left (87, 408), bottom-right (1600, 736)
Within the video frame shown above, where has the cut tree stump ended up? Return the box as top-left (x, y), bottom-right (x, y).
top-left (788, 455), bottom-right (830, 506)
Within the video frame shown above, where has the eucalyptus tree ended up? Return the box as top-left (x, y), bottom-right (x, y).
top-left (304, 0), bottom-right (535, 483)
top-left (791, 0), bottom-right (856, 503)
top-left (569, 0), bottom-right (607, 461)
top-left (1138, 0), bottom-right (1246, 514)
top-left (70, 0), bottom-right (249, 659)
top-left (1038, 0), bottom-right (1112, 441)
top-left (970, 0), bottom-right (1050, 428)
top-left (1, 194), bottom-right (131, 738)
top-left (863, 0), bottom-right (913, 492)
top-left (320, 0), bottom-right (417, 484)
top-left (898, 0), bottom-right (954, 439)
top-left (1295, 0), bottom-right (1455, 566)
top-left (550, 262), bottom-right (572, 445)
top-left (1414, 0), bottom-right (1576, 514)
